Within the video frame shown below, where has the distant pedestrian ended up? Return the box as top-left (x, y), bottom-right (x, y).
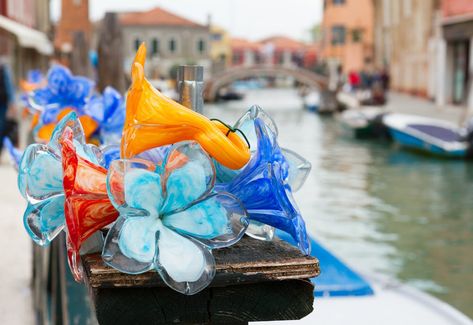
top-left (0, 60), bottom-right (15, 156)
top-left (380, 68), bottom-right (390, 91)
top-left (348, 71), bottom-right (360, 91)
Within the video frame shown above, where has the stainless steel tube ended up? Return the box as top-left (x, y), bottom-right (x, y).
top-left (177, 65), bottom-right (204, 114)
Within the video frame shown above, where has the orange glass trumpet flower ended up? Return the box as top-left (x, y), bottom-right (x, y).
top-left (121, 43), bottom-right (250, 170)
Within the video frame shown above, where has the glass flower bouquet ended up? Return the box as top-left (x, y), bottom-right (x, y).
top-left (17, 44), bottom-right (312, 295)
top-left (6, 66), bottom-right (126, 169)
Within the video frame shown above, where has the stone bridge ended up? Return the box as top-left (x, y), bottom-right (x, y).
top-left (204, 65), bottom-right (330, 103)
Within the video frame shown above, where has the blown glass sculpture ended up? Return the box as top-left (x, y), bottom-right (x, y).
top-left (85, 86), bottom-right (125, 145)
top-left (20, 69), bottom-right (44, 92)
top-left (216, 109), bottom-right (311, 255)
top-left (121, 43), bottom-right (250, 170)
top-left (216, 106), bottom-right (312, 191)
top-left (25, 65), bottom-right (98, 143)
top-left (3, 137), bottom-right (22, 171)
top-left (104, 140), bottom-right (249, 294)
top-left (18, 112), bottom-right (104, 246)
top-left (61, 127), bottom-right (119, 281)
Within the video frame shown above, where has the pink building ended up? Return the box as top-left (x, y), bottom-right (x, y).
top-left (441, 0), bottom-right (473, 105)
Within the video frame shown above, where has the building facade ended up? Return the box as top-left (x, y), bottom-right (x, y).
top-left (230, 38), bottom-right (262, 67)
top-left (440, 0), bottom-right (473, 107)
top-left (209, 25), bottom-right (232, 74)
top-left (0, 0), bottom-right (52, 83)
top-left (260, 36), bottom-right (318, 69)
top-left (230, 36), bottom-right (318, 69)
top-left (321, 0), bottom-right (374, 73)
top-left (373, 0), bottom-right (441, 98)
top-left (119, 7), bottom-right (211, 78)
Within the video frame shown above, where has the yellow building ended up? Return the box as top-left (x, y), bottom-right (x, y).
top-left (209, 25), bottom-right (231, 73)
top-left (321, 0), bottom-right (374, 73)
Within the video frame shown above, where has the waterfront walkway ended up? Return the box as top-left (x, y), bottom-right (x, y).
top-left (0, 161), bottom-right (34, 324)
top-left (385, 92), bottom-right (466, 124)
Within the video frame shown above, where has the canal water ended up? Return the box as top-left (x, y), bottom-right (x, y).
top-left (207, 88), bottom-right (473, 317)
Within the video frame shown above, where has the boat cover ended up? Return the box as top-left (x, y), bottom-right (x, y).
top-left (275, 230), bottom-right (374, 297)
top-left (409, 124), bottom-right (462, 143)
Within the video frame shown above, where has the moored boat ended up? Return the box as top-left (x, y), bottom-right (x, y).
top-left (383, 114), bottom-right (471, 158)
top-left (272, 230), bottom-right (473, 325)
top-left (303, 91), bottom-right (321, 112)
top-left (339, 107), bottom-right (391, 139)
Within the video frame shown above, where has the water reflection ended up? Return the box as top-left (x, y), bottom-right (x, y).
top-left (207, 88), bottom-right (473, 317)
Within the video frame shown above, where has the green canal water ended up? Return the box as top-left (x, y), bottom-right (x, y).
top-left (207, 88), bottom-right (473, 317)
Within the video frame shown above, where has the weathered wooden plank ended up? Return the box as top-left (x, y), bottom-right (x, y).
top-left (82, 236), bottom-right (320, 289)
top-left (92, 279), bottom-right (314, 325)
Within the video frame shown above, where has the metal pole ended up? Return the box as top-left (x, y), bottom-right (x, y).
top-left (177, 65), bottom-right (204, 114)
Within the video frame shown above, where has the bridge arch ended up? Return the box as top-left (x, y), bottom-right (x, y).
top-left (204, 66), bottom-right (329, 102)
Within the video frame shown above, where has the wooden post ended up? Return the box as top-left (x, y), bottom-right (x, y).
top-left (70, 31), bottom-right (92, 77)
top-left (82, 236), bottom-right (320, 324)
top-left (97, 12), bottom-right (126, 93)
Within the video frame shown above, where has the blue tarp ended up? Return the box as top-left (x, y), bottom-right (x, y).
top-left (276, 230), bottom-right (374, 297)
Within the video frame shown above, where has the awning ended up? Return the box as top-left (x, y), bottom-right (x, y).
top-left (0, 15), bottom-right (53, 55)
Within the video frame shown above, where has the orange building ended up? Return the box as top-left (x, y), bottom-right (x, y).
top-left (54, 0), bottom-right (91, 53)
top-left (321, 0), bottom-right (374, 73)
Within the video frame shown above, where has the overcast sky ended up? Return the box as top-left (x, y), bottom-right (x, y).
top-left (50, 0), bottom-right (323, 41)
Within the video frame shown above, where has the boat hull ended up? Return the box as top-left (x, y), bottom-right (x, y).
top-left (389, 128), bottom-right (467, 158)
top-left (339, 108), bottom-right (391, 139)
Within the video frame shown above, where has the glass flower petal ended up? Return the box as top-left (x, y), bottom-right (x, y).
top-left (23, 195), bottom-right (65, 246)
top-left (161, 141), bottom-right (214, 214)
top-left (154, 227), bottom-right (215, 295)
top-left (163, 192), bottom-right (248, 248)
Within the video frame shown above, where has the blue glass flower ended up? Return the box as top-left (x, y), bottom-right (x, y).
top-left (215, 106), bottom-right (311, 255)
top-left (27, 65), bottom-right (94, 124)
top-left (85, 86), bottom-right (125, 145)
top-left (3, 137), bottom-right (22, 171)
top-left (103, 141), bottom-right (249, 295)
top-left (18, 112), bottom-right (104, 245)
top-left (215, 106), bottom-right (311, 191)
top-left (27, 69), bottom-right (43, 84)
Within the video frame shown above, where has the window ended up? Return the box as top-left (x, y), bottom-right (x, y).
top-left (211, 33), bottom-right (222, 41)
top-left (169, 38), bottom-right (176, 53)
top-left (332, 0), bottom-right (345, 5)
top-left (151, 38), bottom-right (159, 55)
top-left (352, 29), bottom-right (363, 43)
top-left (197, 39), bottom-right (206, 54)
top-left (331, 26), bottom-right (346, 45)
top-left (134, 38), bottom-right (141, 51)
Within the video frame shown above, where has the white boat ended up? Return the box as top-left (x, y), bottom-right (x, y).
top-left (338, 107), bottom-right (390, 139)
top-left (303, 91), bottom-right (321, 112)
top-left (383, 114), bottom-right (470, 158)
top-left (254, 231), bottom-right (473, 325)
